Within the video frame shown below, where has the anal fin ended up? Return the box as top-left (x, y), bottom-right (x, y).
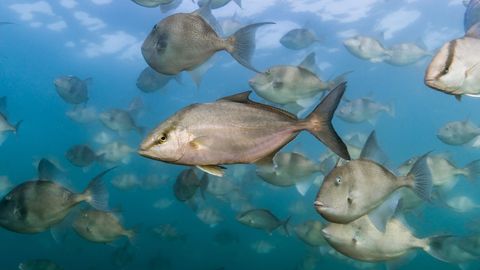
top-left (196, 165), bottom-right (225, 177)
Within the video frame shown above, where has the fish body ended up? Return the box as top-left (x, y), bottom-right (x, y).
top-left (315, 155), bottom-right (431, 224)
top-left (53, 76), bottom-right (89, 105)
top-left (131, 0), bottom-right (174, 7)
top-left (73, 209), bottom-right (134, 243)
top-left (197, 0), bottom-right (241, 9)
top-left (294, 220), bottom-right (327, 247)
top-left (437, 120), bottom-right (480, 145)
top-left (19, 259), bottom-right (63, 270)
top-left (237, 208), bottom-right (289, 233)
top-left (280, 28), bottom-right (318, 50)
top-left (173, 169), bottom-right (207, 201)
top-left (343, 36), bottom-right (389, 63)
top-left (136, 66), bottom-right (174, 93)
top-left (0, 171), bottom-right (109, 233)
top-left (249, 65), bottom-right (329, 105)
top-left (337, 98), bottom-right (394, 124)
top-left (322, 216), bottom-right (428, 261)
top-left (141, 7), bottom-right (269, 76)
top-left (139, 83), bottom-right (350, 176)
top-left (100, 109), bottom-right (143, 134)
top-left (66, 144), bottom-right (98, 167)
top-left (385, 43), bottom-right (430, 66)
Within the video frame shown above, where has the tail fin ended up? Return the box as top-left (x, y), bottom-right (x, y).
top-left (38, 158), bottom-right (61, 181)
top-left (463, 159), bottom-right (480, 181)
top-left (227, 22), bottom-right (274, 72)
top-left (407, 153), bottom-right (433, 201)
top-left (125, 224), bottom-right (141, 246)
top-left (280, 216), bottom-right (291, 236)
top-left (82, 167), bottom-right (116, 210)
top-left (13, 120), bottom-right (22, 135)
top-left (233, 0), bottom-right (242, 8)
top-left (386, 102), bottom-right (395, 117)
top-left (305, 82), bottom-right (350, 160)
top-left (424, 235), bottom-right (459, 263)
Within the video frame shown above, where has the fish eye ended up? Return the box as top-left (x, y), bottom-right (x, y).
top-left (352, 237), bottom-right (357, 245)
top-left (335, 176), bottom-right (342, 185)
top-left (347, 197), bottom-right (352, 204)
top-left (156, 133), bottom-right (168, 144)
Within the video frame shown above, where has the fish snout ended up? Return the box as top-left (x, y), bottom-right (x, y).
top-left (321, 227), bottom-right (331, 238)
top-left (313, 200), bottom-right (325, 208)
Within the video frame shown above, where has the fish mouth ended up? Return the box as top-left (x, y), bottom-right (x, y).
top-left (313, 200), bottom-right (326, 208)
top-left (321, 228), bottom-right (332, 239)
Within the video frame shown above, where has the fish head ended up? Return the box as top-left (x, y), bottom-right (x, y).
top-left (322, 221), bottom-right (364, 254)
top-left (235, 212), bottom-right (254, 226)
top-left (425, 40), bottom-right (466, 94)
top-left (249, 69), bottom-right (276, 95)
top-left (99, 111), bottom-right (116, 127)
top-left (141, 23), bottom-right (173, 75)
top-left (397, 156), bottom-right (418, 176)
top-left (138, 118), bottom-right (190, 163)
top-left (343, 36), bottom-right (362, 52)
top-left (53, 76), bottom-right (74, 91)
top-left (314, 164), bottom-right (356, 223)
top-left (436, 121), bottom-right (465, 144)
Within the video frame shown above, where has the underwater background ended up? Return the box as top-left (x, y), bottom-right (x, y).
top-left (0, 0), bottom-right (479, 269)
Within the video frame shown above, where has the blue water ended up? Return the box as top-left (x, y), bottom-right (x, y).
top-left (0, 0), bottom-right (479, 269)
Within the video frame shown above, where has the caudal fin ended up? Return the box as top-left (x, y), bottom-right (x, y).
top-left (463, 159), bottom-right (480, 181)
top-left (227, 22), bottom-right (274, 72)
top-left (425, 235), bottom-right (459, 263)
top-left (407, 153), bottom-right (433, 201)
top-left (82, 167), bottom-right (116, 210)
top-left (305, 82), bottom-right (350, 160)
top-left (280, 216), bottom-right (291, 236)
top-left (14, 120), bottom-right (22, 135)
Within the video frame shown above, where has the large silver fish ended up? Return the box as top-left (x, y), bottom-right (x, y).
top-left (139, 83), bottom-right (350, 176)
top-left (425, 28), bottom-right (480, 99)
top-left (141, 5), bottom-right (272, 83)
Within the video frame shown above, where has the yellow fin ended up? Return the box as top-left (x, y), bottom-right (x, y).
top-left (196, 165), bottom-right (225, 177)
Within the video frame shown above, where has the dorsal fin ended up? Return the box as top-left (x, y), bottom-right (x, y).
top-left (217, 91), bottom-right (297, 120)
top-left (193, 0), bottom-right (222, 35)
top-left (218, 91), bottom-right (251, 103)
top-left (466, 22), bottom-right (480, 39)
top-left (359, 131), bottom-right (388, 165)
top-left (298, 52), bottom-right (316, 72)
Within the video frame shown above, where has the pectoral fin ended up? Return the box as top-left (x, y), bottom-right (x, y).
top-left (196, 165), bottom-right (226, 177)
